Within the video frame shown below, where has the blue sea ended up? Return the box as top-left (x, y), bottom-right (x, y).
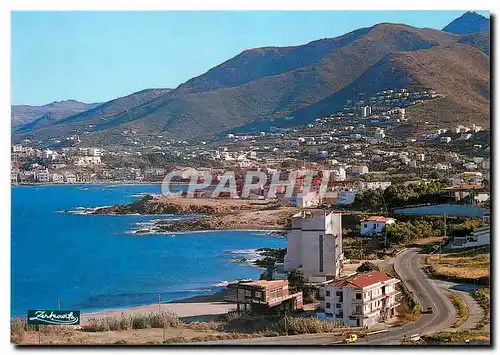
top-left (11, 184), bottom-right (285, 316)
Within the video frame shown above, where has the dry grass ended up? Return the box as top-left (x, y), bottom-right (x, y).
top-left (448, 292), bottom-right (469, 328)
top-left (426, 247), bottom-right (490, 280)
top-left (13, 312), bottom-right (346, 345)
top-left (412, 236), bottom-right (444, 246)
top-left (471, 288), bottom-right (490, 331)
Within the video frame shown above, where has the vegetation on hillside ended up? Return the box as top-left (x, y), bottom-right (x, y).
top-left (350, 180), bottom-right (452, 211)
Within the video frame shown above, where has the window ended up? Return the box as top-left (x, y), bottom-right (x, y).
top-left (326, 303), bottom-right (331, 309)
top-left (336, 303), bottom-right (341, 309)
top-left (336, 291), bottom-right (342, 297)
top-left (245, 290), bottom-right (251, 297)
top-left (363, 224), bottom-right (367, 228)
top-left (255, 291), bottom-right (262, 299)
top-left (319, 235), bottom-right (324, 272)
top-left (356, 293), bottom-right (362, 300)
top-left (326, 291), bottom-right (330, 297)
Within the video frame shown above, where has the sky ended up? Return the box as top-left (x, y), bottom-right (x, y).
top-left (11, 10), bottom-right (490, 106)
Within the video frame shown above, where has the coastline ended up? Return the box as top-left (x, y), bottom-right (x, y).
top-left (80, 290), bottom-right (235, 324)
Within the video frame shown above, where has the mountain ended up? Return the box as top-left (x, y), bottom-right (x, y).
top-left (14, 17), bottom-right (490, 145)
top-left (14, 88), bottom-right (172, 137)
top-left (11, 100), bottom-right (101, 128)
top-left (458, 32), bottom-right (490, 55)
top-left (442, 11), bottom-right (489, 34)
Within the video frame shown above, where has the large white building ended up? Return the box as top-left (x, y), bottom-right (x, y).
top-left (283, 211), bottom-right (343, 281)
top-left (318, 271), bottom-right (400, 327)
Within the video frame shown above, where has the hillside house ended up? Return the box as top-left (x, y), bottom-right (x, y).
top-left (360, 216), bottom-right (396, 236)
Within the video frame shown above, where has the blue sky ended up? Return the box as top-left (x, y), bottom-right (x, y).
top-left (11, 11), bottom-right (489, 105)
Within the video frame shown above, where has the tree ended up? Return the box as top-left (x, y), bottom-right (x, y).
top-left (357, 261), bottom-right (380, 272)
top-left (287, 268), bottom-right (314, 302)
top-left (287, 268), bottom-right (308, 293)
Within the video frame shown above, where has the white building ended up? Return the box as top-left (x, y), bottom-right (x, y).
top-left (318, 271), bottom-right (400, 327)
top-left (294, 191), bottom-right (320, 208)
top-left (357, 181), bottom-right (392, 191)
top-left (349, 165), bottom-right (369, 175)
top-left (64, 174), bottom-right (77, 183)
top-left (11, 171), bottom-right (18, 184)
top-left (51, 173), bottom-right (64, 183)
top-left (35, 169), bottom-right (50, 183)
top-left (331, 168), bottom-right (346, 181)
top-left (360, 106), bottom-right (371, 118)
top-left (87, 148), bottom-right (102, 157)
top-left (360, 216), bottom-right (396, 236)
top-left (283, 211), bottom-right (343, 281)
top-left (75, 156), bottom-right (102, 166)
top-left (451, 225), bottom-right (490, 249)
top-left (12, 144), bottom-right (23, 153)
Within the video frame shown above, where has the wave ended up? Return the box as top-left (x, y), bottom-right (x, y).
top-left (212, 281), bottom-right (230, 287)
top-left (59, 206), bottom-right (112, 215)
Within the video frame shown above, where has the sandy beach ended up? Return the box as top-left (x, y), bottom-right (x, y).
top-left (81, 290), bottom-right (237, 324)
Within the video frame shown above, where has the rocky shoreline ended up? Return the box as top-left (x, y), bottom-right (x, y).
top-left (92, 195), bottom-right (297, 232)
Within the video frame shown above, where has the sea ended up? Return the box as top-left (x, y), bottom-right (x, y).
top-left (11, 184), bottom-right (286, 317)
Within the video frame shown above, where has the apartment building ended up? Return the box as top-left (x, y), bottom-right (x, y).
top-left (319, 271), bottom-right (400, 327)
top-left (225, 280), bottom-right (303, 315)
top-left (283, 211), bottom-right (343, 282)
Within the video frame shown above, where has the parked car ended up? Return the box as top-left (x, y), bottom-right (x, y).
top-left (343, 334), bottom-right (358, 343)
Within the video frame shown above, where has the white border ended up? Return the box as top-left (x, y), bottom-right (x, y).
top-left (2, 1), bottom-right (498, 355)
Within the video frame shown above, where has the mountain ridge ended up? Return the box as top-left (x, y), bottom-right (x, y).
top-left (13, 14), bottom-right (490, 146)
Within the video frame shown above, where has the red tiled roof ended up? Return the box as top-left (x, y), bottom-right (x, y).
top-left (363, 216), bottom-right (392, 223)
top-left (348, 271), bottom-right (393, 288)
top-left (327, 271), bottom-right (393, 288)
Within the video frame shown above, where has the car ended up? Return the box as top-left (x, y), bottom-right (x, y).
top-left (343, 334), bottom-right (358, 343)
top-left (423, 306), bottom-right (433, 314)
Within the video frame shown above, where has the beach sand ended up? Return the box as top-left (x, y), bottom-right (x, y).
top-left (81, 290), bottom-right (236, 324)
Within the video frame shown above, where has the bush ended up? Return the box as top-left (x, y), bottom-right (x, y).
top-left (278, 316), bottom-right (344, 335)
top-left (357, 261), bottom-right (380, 272)
top-left (10, 318), bottom-right (25, 344)
top-left (119, 315), bottom-right (132, 331)
top-left (131, 315), bottom-right (150, 329)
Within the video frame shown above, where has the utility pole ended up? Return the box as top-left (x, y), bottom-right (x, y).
top-left (57, 298), bottom-right (61, 311)
top-left (157, 293), bottom-right (161, 314)
top-left (440, 213), bottom-right (446, 262)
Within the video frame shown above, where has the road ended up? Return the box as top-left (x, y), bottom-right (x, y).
top-left (194, 248), bottom-right (456, 345)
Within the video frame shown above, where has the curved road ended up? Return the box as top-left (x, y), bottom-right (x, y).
top-left (195, 248), bottom-right (456, 345)
top-left (353, 247), bottom-right (456, 345)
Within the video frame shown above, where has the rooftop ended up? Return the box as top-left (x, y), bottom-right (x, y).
top-left (362, 216), bottom-right (394, 223)
top-left (328, 271), bottom-right (395, 288)
top-left (232, 280), bottom-right (288, 290)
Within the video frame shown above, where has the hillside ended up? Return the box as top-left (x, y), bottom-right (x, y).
top-left (13, 15), bottom-right (491, 145)
top-left (442, 11), bottom-right (489, 35)
top-left (63, 24), bottom-right (462, 142)
top-left (14, 88), bottom-right (172, 140)
top-left (11, 100), bottom-right (101, 128)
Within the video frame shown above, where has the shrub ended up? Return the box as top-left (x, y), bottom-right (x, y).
top-left (131, 315), bottom-right (150, 329)
top-left (119, 315), bottom-right (132, 331)
top-left (278, 316), bottom-right (343, 335)
top-left (357, 261), bottom-right (380, 272)
top-left (10, 318), bottom-right (25, 344)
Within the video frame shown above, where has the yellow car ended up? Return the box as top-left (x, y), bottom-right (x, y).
top-left (343, 334), bottom-right (358, 343)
